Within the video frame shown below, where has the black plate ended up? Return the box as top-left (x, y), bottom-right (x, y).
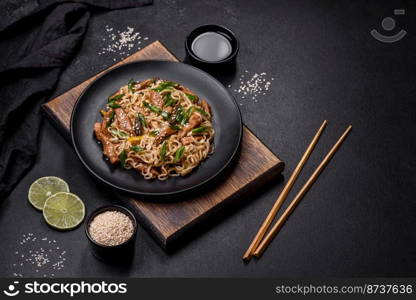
top-left (71, 60), bottom-right (242, 196)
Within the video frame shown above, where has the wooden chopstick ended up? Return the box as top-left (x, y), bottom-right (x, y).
top-left (253, 125), bottom-right (352, 258)
top-left (242, 120), bottom-right (328, 261)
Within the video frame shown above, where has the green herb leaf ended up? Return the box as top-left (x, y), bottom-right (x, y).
top-left (137, 113), bottom-right (147, 127)
top-left (174, 146), bottom-right (185, 163)
top-left (186, 93), bottom-right (198, 102)
top-left (108, 102), bottom-right (121, 109)
top-left (143, 101), bottom-right (162, 113)
top-left (191, 126), bottom-right (209, 134)
top-left (128, 79), bottom-right (136, 93)
top-left (131, 145), bottom-right (144, 153)
top-left (108, 93), bottom-right (124, 103)
top-left (149, 130), bottom-right (159, 137)
top-left (152, 81), bottom-right (177, 92)
top-left (160, 141), bottom-right (167, 161)
top-left (106, 110), bottom-right (115, 127)
top-left (119, 150), bottom-right (127, 168)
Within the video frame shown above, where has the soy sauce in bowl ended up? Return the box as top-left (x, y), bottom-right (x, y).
top-left (186, 24), bottom-right (239, 69)
top-left (191, 32), bottom-right (233, 62)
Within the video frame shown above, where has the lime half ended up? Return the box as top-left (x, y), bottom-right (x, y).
top-left (43, 192), bottom-right (85, 230)
top-left (28, 176), bottom-right (70, 210)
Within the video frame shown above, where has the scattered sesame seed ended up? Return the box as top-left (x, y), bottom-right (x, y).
top-left (228, 70), bottom-right (274, 102)
top-left (98, 25), bottom-right (150, 58)
top-left (11, 233), bottom-right (67, 278)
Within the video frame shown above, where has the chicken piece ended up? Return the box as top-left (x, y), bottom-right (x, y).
top-left (150, 121), bottom-right (160, 129)
top-left (181, 136), bottom-right (194, 145)
top-left (135, 78), bottom-right (156, 91)
top-left (178, 112), bottom-right (202, 138)
top-left (188, 112), bottom-right (202, 127)
top-left (164, 106), bottom-right (173, 113)
top-left (200, 99), bottom-right (211, 117)
top-left (115, 108), bottom-right (133, 133)
top-left (94, 122), bottom-right (119, 164)
top-left (154, 126), bottom-right (177, 145)
top-left (149, 90), bottom-right (164, 108)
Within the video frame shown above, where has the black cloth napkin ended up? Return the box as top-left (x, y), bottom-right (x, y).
top-left (0, 0), bottom-right (152, 199)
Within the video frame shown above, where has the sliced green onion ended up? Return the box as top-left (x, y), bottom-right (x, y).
top-left (161, 111), bottom-right (170, 120)
top-left (193, 107), bottom-right (209, 117)
top-left (152, 81), bottom-right (177, 92)
top-left (143, 101), bottom-right (170, 120)
top-left (169, 124), bottom-right (180, 131)
top-left (149, 130), bottom-right (159, 137)
top-left (108, 93), bottom-right (124, 102)
top-left (160, 141), bottom-right (167, 161)
top-left (108, 102), bottom-right (121, 109)
top-left (131, 145), bottom-right (144, 153)
top-left (133, 116), bottom-right (143, 135)
top-left (164, 92), bottom-right (177, 107)
top-left (118, 131), bottom-right (129, 138)
top-left (137, 113), bottom-right (147, 127)
top-left (119, 150), bottom-right (127, 168)
top-left (174, 146), bottom-right (185, 163)
top-left (180, 107), bottom-right (194, 125)
top-left (108, 128), bottom-right (128, 139)
top-left (128, 79), bottom-right (135, 93)
top-left (186, 93), bottom-right (198, 102)
top-left (106, 110), bottom-right (115, 127)
top-left (143, 101), bottom-right (162, 113)
top-left (191, 126), bottom-right (210, 134)
top-left (174, 105), bottom-right (184, 123)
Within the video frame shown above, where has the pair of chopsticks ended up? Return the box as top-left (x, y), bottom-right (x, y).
top-left (243, 120), bottom-right (352, 261)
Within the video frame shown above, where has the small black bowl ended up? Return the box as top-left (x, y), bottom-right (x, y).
top-left (85, 205), bottom-right (137, 262)
top-left (185, 24), bottom-right (239, 72)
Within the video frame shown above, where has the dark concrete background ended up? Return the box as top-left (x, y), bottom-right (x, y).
top-left (1, 0), bottom-right (415, 277)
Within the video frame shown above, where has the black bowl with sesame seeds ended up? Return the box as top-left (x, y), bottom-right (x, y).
top-left (85, 205), bottom-right (137, 262)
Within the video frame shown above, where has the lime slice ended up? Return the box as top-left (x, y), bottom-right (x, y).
top-left (43, 192), bottom-right (85, 230)
top-left (28, 176), bottom-right (70, 210)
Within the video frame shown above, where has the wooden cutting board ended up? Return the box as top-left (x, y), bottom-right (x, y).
top-left (42, 41), bottom-right (284, 249)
